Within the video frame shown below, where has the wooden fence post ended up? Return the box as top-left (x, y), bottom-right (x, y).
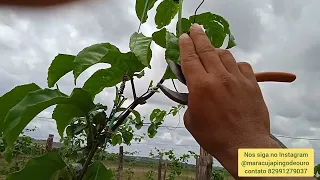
top-left (117, 146), bottom-right (124, 180)
top-left (163, 163), bottom-right (167, 180)
top-left (196, 157), bottom-right (199, 179)
top-left (46, 134), bottom-right (54, 152)
top-left (196, 147), bottom-right (213, 180)
top-left (158, 157), bottom-right (162, 180)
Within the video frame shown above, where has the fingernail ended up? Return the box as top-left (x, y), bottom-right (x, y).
top-left (191, 23), bottom-right (202, 30)
top-left (179, 33), bottom-right (189, 40)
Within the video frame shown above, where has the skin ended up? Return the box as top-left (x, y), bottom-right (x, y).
top-left (179, 23), bottom-right (314, 179)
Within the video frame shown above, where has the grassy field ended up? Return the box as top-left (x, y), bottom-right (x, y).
top-left (0, 156), bottom-right (194, 180)
top-left (0, 153), bottom-right (233, 180)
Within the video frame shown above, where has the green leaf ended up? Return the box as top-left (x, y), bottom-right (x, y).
top-left (83, 68), bottom-right (125, 99)
top-left (92, 111), bottom-right (107, 125)
top-left (2, 88), bottom-right (66, 158)
top-left (155, 111), bottom-right (166, 125)
top-left (135, 0), bottom-right (157, 23)
top-left (122, 130), bottom-right (133, 145)
top-left (131, 110), bottom-right (142, 127)
top-left (118, 108), bottom-right (142, 130)
top-left (114, 87), bottom-right (120, 105)
top-left (66, 121), bottom-right (86, 137)
top-left (204, 22), bottom-right (226, 48)
top-left (134, 112), bottom-right (143, 130)
top-left (47, 54), bottom-right (75, 88)
top-left (315, 164), bottom-right (320, 176)
top-left (149, 109), bottom-right (166, 136)
top-left (52, 89), bottom-right (94, 138)
top-left (66, 126), bottom-right (74, 137)
top-left (227, 34), bottom-right (236, 49)
top-left (130, 32), bottom-right (153, 68)
top-left (176, 18), bottom-right (192, 35)
top-left (0, 83), bottom-right (40, 133)
top-left (73, 124), bottom-right (87, 135)
top-left (152, 28), bottom-right (167, 48)
top-left (83, 161), bottom-right (113, 180)
top-left (6, 152), bottom-right (66, 180)
top-left (150, 109), bottom-right (161, 121)
top-left (83, 51), bottom-right (145, 98)
top-left (163, 66), bottom-right (177, 80)
top-left (147, 123), bottom-right (157, 138)
top-left (134, 70), bottom-right (145, 79)
top-left (189, 12), bottom-right (236, 49)
top-left (73, 43), bottom-right (120, 82)
top-left (50, 166), bottom-right (73, 180)
top-left (2, 88), bottom-right (95, 161)
top-left (135, 121), bottom-right (143, 130)
top-left (165, 32), bottom-right (180, 63)
top-left (111, 134), bottom-right (122, 146)
top-left (155, 0), bottom-right (179, 29)
top-left (53, 105), bottom-right (84, 138)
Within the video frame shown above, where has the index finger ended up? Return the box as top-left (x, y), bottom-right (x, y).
top-left (179, 33), bottom-right (206, 81)
top-left (189, 24), bottom-right (229, 75)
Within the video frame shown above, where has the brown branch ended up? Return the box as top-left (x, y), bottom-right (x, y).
top-left (111, 76), bottom-right (165, 132)
top-left (131, 78), bottom-right (137, 100)
top-left (77, 141), bottom-right (99, 180)
top-left (77, 68), bottom-right (168, 180)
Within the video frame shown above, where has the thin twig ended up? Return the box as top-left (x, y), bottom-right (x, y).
top-left (131, 77), bottom-right (137, 100)
top-left (111, 74), bottom-right (166, 132)
top-left (78, 109), bottom-right (111, 180)
top-left (177, 0), bottom-right (183, 37)
top-left (193, 0), bottom-right (205, 23)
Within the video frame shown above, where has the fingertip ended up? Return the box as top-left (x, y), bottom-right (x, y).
top-left (191, 23), bottom-right (201, 28)
top-left (190, 23), bottom-right (204, 33)
top-left (179, 33), bottom-right (191, 42)
top-left (179, 33), bottom-right (193, 48)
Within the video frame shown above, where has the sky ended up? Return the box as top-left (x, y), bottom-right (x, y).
top-left (1, 0), bottom-right (320, 167)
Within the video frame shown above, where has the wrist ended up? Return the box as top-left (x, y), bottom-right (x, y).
top-left (214, 134), bottom-right (282, 178)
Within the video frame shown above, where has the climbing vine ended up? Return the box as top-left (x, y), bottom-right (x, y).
top-left (0, 0), bottom-right (236, 179)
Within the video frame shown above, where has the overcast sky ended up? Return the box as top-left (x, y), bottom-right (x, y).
top-left (1, 0), bottom-right (320, 167)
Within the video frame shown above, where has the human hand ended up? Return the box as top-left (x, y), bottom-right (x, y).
top-left (179, 24), bottom-right (295, 178)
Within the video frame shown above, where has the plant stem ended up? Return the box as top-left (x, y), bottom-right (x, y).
top-left (111, 75), bottom-right (166, 132)
top-left (77, 141), bottom-right (99, 180)
top-left (177, 0), bottom-right (183, 37)
top-left (131, 78), bottom-right (137, 100)
top-left (77, 69), bottom-right (167, 179)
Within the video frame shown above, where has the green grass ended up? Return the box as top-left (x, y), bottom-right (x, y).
top-left (103, 160), bottom-right (196, 180)
top-left (0, 153), bottom-right (233, 180)
top-left (0, 154), bottom-right (196, 180)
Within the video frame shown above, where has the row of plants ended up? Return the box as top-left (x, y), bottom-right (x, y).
top-left (0, 127), bottom-right (45, 175)
top-left (2, 129), bottom-right (318, 179)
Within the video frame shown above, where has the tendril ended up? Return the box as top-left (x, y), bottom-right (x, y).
top-left (193, 0), bottom-right (205, 23)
